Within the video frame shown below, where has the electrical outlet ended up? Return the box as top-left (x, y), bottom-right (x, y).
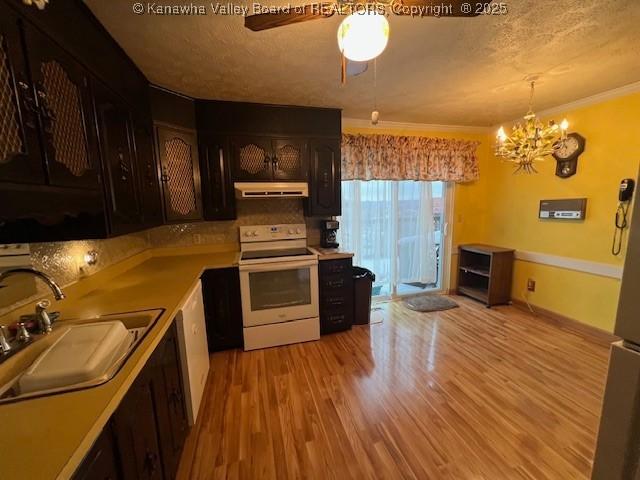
top-left (527, 278), bottom-right (536, 292)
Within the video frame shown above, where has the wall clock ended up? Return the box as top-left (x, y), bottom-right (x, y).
top-left (553, 132), bottom-right (586, 178)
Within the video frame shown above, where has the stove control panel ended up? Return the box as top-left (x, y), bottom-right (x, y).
top-left (239, 224), bottom-right (306, 242)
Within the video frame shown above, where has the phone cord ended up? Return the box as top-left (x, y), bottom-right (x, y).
top-left (612, 202), bottom-right (630, 256)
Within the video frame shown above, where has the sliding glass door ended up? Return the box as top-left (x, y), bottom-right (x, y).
top-left (339, 180), bottom-right (445, 298)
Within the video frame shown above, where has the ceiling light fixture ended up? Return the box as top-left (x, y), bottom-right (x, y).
top-left (495, 80), bottom-right (569, 174)
top-left (337, 11), bottom-right (389, 62)
top-left (22, 0), bottom-right (50, 10)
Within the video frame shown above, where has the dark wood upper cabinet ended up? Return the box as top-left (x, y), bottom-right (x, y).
top-left (305, 138), bottom-right (341, 217)
top-left (200, 136), bottom-right (236, 220)
top-left (231, 136), bottom-right (307, 182)
top-left (156, 125), bottom-right (202, 223)
top-left (23, 23), bottom-right (99, 190)
top-left (133, 115), bottom-right (163, 227)
top-left (0, 4), bottom-right (44, 185)
top-left (231, 135), bottom-right (273, 182)
top-left (272, 137), bottom-right (308, 181)
top-left (93, 81), bottom-right (142, 234)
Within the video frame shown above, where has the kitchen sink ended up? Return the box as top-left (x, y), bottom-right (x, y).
top-left (0, 309), bottom-right (163, 404)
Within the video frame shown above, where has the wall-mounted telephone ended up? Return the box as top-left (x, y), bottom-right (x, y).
top-left (613, 178), bottom-right (636, 255)
top-left (619, 178), bottom-right (635, 202)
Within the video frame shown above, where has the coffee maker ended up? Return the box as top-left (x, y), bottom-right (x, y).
top-left (320, 220), bottom-right (340, 248)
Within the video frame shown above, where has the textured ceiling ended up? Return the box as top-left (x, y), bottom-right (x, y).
top-left (85, 0), bottom-right (640, 126)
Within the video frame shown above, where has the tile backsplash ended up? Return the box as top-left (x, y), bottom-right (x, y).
top-left (0, 199), bottom-right (323, 315)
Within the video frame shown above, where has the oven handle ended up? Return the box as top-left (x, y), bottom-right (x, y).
top-left (239, 259), bottom-right (318, 272)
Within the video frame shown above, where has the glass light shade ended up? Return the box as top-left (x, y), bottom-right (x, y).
top-left (496, 126), bottom-right (507, 142)
top-left (337, 12), bottom-right (389, 62)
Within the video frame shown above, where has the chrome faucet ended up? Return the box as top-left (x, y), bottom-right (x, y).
top-left (0, 267), bottom-right (66, 301)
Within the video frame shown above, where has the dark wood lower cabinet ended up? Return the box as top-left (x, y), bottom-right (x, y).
top-left (319, 258), bottom-right (354, 335)
top-left (112, 368), bottom-right (164, 480)
top-left (73, 422), bottom-right (122, 480)
top-left (201, 267), bottom-right (243, 351)
top-left (74, 320), bottom-right (188, 480)
top-left (150, 322), bottom-right (189, 479)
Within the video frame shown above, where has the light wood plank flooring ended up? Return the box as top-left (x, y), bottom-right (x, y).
top-left (177, 296), bottom-right (610, 479)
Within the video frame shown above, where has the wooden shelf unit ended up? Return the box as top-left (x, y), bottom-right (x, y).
top-left (457, 244), bottom-right (514, 307)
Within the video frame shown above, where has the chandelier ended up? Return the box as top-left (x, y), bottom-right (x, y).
top-left (495, 81), bottom-right (569, 173)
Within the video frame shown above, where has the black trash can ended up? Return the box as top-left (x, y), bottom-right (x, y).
top-left (353, 266), bottom-right (376, 325)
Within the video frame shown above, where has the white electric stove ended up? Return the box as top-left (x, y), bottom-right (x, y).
top-left (238, 224), bottom-right (319, 350)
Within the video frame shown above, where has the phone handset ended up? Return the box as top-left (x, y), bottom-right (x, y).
top-left (613, 178), bottom-right (635, 255)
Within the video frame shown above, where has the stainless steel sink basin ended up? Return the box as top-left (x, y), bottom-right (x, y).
top-left (0, 309), bottom-right (163, 404)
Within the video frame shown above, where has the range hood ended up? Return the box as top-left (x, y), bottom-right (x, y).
top-left (234, 182), bottom-right (309, 199)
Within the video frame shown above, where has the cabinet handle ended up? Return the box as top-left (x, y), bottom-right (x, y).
top-left (143, 450), bottom-right (159, 474)
top-left (160, 166), bottom-right (170, 183)
top-left (327, 297), bottom-right (345, 306)
top-left (36, 84), bottom-right (56, 128)
top-left (326, 279), bottom-right (344, 288)
top-left (17, 81), bottom-right (38, 128)
top-left (218, 146), bottom-right (227, 208)
top-left (118, 151), bottom-right (129, 181)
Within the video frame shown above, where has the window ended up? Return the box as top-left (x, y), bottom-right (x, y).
top-left (339, 180), bottom-right (445, 297)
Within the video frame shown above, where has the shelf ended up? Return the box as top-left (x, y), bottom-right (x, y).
top-left (459, 266), bottom-right (490, 278)
top-left (458, 286), bottom-right (489, 303)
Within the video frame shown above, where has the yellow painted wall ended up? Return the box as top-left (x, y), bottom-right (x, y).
top-left (484, 92), bottom-right (640, 332)
top-left (344, 92), bottom-right (639, 333)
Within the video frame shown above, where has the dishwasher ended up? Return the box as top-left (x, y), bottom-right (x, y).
top-left (176, 280), bottom-right (210, 426)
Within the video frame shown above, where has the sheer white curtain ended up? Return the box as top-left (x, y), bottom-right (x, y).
top-left (339, 180), bottom-right (438, 296)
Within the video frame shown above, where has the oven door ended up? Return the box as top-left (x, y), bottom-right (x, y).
top-left (239, 259), bottom-right (319, 327)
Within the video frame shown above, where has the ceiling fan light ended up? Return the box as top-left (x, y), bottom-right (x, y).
top-left (337, 12), bottom-right (389, 62)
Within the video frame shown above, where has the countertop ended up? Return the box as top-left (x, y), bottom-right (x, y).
top-left (0, 247), bottom-right (239, 480)
top-left (308, 245), bottom-right (354, 260)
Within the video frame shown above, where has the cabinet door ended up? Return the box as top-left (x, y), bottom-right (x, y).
top-left (272, 137), bottom-right (307, 181)
top-left (0, 5), bottom-right (44, 184)
top-left (112, 370), bottom-right (164, 480)
top-left (133, 115), bottom-right (163, 227)
top-left (230, 136), bottom-right (273, 182)
top-left (201, 136), bottom-right (236, 220)
top-left (305, 138), bottom-right (341, 216)
top-left (93, 82), bottom-right (141, 234)
top-left (73, 422), bottom-right (121, 480)
top-left (201, 268), bottom-right (243, 351)
top-left (151, 322), bottom-right (189, 479)
top-left (24, 25), bottom-right (99, 190)
top-left (157, 125), bottom-right (202, 222)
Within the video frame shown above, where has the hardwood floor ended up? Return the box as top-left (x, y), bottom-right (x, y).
top-left (177, 296), bottom-right (610, 479)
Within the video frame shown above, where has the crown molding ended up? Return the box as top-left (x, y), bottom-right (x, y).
top-left (494, 81), bottom-right (640, 128)
top-left (342, 117), bottom-right (491, 134)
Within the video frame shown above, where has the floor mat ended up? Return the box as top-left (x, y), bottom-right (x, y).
top-left (403, 294), bottom-right (459, 312)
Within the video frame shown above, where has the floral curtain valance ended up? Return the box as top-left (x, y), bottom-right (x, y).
top-left (341, 133), bottom-right (480, 183)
